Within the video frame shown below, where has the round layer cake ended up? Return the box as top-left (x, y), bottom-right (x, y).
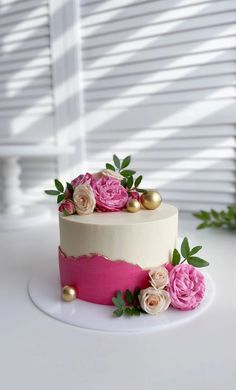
top-left (58, 203), bottom-right (178, 305)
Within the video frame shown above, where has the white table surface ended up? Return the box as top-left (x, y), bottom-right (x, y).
top-left (0, 213), bottom-right (235, 390)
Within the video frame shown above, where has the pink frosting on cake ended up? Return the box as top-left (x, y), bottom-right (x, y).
top-left (58, 248), bottom-right (149, 305)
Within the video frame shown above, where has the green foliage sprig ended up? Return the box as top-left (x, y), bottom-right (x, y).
top-left (171, 237), bottom-right (209, 268)
top-left (45, 179), bottom-right (73, 203)
top-left (106, 155), bottom-right (146, 193)
top-left (193, 205), bottom-right (236, 231)
top-left (112, 288), bottom-right (144, 317)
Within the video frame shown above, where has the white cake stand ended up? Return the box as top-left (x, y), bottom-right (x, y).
top-left (28, 267), bottom-right (215, 333)
top-left (0, 145), bottom-right (73, 230)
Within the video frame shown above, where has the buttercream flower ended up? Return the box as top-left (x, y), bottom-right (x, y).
top-left (168, 264), bottom-right (205, 311)
top-left (139, 287), bottom-right (171, 315)
top-left (71, 172), bottom-right (92, 188)
top-left (93, 169), bottom-right (123, 181)
top-left (92, 176), bottom-right (128, 212)
top-left (59, 199), bottom-right (75, 216)
top-left (149, 266), bottom-right (169, 289)
top-left (128, 191), bottom-right (140, 202)
top-left (165, 262), bottom-right (174, 273)
top-left (73, 183), bottom-right (96, 215)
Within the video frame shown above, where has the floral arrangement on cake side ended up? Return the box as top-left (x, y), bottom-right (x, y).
top-left (45, 155), bottom-right (162, 214)
top-left (111, 237), bottom-right (209, 317)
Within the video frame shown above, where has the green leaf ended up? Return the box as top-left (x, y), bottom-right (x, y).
top-left (193, 211), bottom-right (210, 221)
top-left (172, 248), bottom-right (181, 266)
top-left (126, 176), bottom-right (133, 189)
top-left (181, 237), bottom-right (190, 259)
top-left (112, 291), bottom-right (125, 308)
top-left (106, 163), bottom-right (116, 171)
top-left (189, 245), bottom-right (202, 256)
top-left (45, 190), bottom-right (60, 195)
top-left (193, 212), bottom-right (205, 221)
top-left (54, 179), bottom-right (64, 192)
top-left (136, 188), bottom-right (147, 193)
top-left (125, 289), bottom-right (133, 305)
top-left (112, 297), bottom-right (122, 308)
top-left (133, 287), bottom-right (141, 304)
top-left (135, 175), bottom-right (143, 188)
top-left (120, 169), bottom-right (136, 178)
top-left (132, 307), bottom-right (141, 316)
top-left (113, 308), bottom-right (123, 317)
top-left (228, 207), bottom-right (234, 221)
top-left (113, 154), bottom-right (120, 169)
top-left (220, 211), bottom-right (227, 220)
top-left (124, 307), bottom-right (133, 316)
top-left (228, 205), bottom-right (236, 215)
top-left (187, 256), bottom-right (209, 268)
top-left (57, 193), bottom-right (65, 204)
top-left (121, 178), bottom-right (127, 188)
top-left (121, 155), bottom-right (131, 170)
top-left (197, 222), bottom-right (208, 230)
top-left (66, 182), bottom-right (74, 195)
top-left (211, 209), bottom-right (220, 220)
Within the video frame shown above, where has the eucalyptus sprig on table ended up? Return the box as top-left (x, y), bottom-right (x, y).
top-left (172, 237), bottom-right (209, 268)
top-left (112, 288), bottom-right (144, 317)
top-left (193, 205), bottom-right (236, 231)
top-left (45, 179), bottom-right (73, 203)
top-left (106, 155), bottom-right (146, 193)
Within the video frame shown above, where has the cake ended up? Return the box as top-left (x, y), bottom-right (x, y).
top-left (45, 155), bottom-right (209, 317)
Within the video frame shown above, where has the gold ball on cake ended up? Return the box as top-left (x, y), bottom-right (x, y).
top-left (61, 285), bottom-right (76, 302)
top-left (127, 198), bottom-right (141, 213)
top-left (140, 190), bottom-right (162, 210)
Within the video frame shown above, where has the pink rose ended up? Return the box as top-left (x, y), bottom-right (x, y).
top-left (59, 199), bottom-right (75, 216)
top-left (168, 264), bottom-right (205, 311)
top-left (92, 176), bottom-right (128, 212)
top-left (71, 173), bottom-right (92, 188)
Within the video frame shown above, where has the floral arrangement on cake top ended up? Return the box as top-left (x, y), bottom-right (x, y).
top-left (111, 237), bottom-right (209, 317)
top-left (45, 155), bottom-right (162, 214)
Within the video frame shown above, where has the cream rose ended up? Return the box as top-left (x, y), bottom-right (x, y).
top-left (93, 169), bottom-right (123, 181)
top-left (139, 287), bottom-right (171, 315)
top-left (73, 183), bottom-right (96, 215)
top-left (149, 266), bottom-right (169, 290)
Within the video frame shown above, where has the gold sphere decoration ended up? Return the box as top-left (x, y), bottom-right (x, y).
top-left (127, 198), bottom-right (141, 213)
top-left (61, 285), bottom-right (76, 302)
top-left (140, 190), bottom-right (162, 210)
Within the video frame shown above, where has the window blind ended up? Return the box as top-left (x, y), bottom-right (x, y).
top-left (0, 0), bottom-right (56, 203)
top-left (80, 0), bottom-right (236, 212)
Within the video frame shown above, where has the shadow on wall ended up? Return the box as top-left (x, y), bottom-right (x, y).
top-left (0, 0), bottom-right (235, 211)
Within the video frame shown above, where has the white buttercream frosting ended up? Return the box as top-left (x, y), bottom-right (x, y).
top-left (59, 203), bottom-right (178, 268)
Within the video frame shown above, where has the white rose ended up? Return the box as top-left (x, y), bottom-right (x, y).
top-left (73, 184), bottom-right (96, 215)
top-left (139, 287), bottom-right (171, 315)
top-left (92, 169), bottom-right (123, 181)
top-left (149, 266), bottom-right (169, 289)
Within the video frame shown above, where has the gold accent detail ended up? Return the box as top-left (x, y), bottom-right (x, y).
top-left (141, 191), bottom-right (162, 210)
top-left (61, 285), bottom-right (76, 302)
top-left (59, 247), bottom-right (149, 270)
top-left (127, 198), bottom-right (141, 213)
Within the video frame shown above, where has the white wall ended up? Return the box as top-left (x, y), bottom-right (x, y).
top-left (80, 0), bottom-right (236, 212)
top-left (1, 0), bottom-right (235, 212)
top-left (0, 0), bottom-right (85, 206)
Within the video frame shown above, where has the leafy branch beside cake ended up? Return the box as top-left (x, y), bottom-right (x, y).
top-left (45, 155), bottom-right (162, 215)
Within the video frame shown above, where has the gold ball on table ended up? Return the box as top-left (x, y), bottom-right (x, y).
top-left (127, 198), bottom-right (141, 213)
top-left (140, 190), bottom-right (162, 210)
top-left (61, 285), bottom-right (76, 302)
